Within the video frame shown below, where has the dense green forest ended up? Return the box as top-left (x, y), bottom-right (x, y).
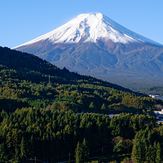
top-left (0, 47), bottom-right (163, 162)
top-left (0, 47), bottom-right (162, 114)
top-left (0, 109), bottom-right (163, 162)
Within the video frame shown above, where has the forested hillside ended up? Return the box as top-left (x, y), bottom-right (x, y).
top-left (0, 47), bottom-right (162, 113)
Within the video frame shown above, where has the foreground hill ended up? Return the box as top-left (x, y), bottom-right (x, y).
top-left (0, 46), bottom-right (162, 113)
top-left (15, 13), bottom-right (163, 89)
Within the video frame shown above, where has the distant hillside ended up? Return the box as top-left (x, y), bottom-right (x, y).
top-left (0, 47), bottom-right (133, 89)
top-left (0, 46), bottom-right (162, 113)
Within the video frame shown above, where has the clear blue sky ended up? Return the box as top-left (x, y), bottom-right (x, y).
top-left (1, 0), bottom-right (163, 48)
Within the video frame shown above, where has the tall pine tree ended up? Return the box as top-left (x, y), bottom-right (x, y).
top-left (156, 142), bottom-right (161, 163)
top-left (75, 142), bottom-right (82, 163)
top-left (75, 139), bottom-right (89, 163)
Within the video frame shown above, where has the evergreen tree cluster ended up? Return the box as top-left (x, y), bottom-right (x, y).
top-left (132, 127), bottom-right (162, 163)
top-left (0, 109), bottom-right (162, 162)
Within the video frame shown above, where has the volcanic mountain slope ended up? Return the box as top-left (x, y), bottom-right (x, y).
top-left (15, 13), bottom-right (163, 89)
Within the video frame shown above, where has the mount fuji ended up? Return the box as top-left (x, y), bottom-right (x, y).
top-left (15, 13), bottom-right (163, 89)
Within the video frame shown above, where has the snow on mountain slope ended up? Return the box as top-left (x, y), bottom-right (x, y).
top-left (16, 13), bottom-right (160, 47)
top-left (15, 13), bottom-right (163, 89)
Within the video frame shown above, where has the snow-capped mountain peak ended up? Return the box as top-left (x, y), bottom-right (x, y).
top-left (16, 12), bottom-right (160, 48)
top-left (15, 13), bottom-right (163, 89)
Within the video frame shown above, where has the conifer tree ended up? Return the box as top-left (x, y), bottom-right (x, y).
top-left (89, 102), bottom-right (95, 110)
top-left (131, 139), bottom-right (142, 163)
top-left (75, 142), bottom-right (82, 163)
top-left (20, 137), bottom-right (27, 161)
top-left (82, 138), bottom-right (89, 161)
top-left (100, 103), bottom-right (106, 111)
top-left (75, 139), bottom-right (89, 163)
top-left (156, 142), bottom-right (161, 163)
